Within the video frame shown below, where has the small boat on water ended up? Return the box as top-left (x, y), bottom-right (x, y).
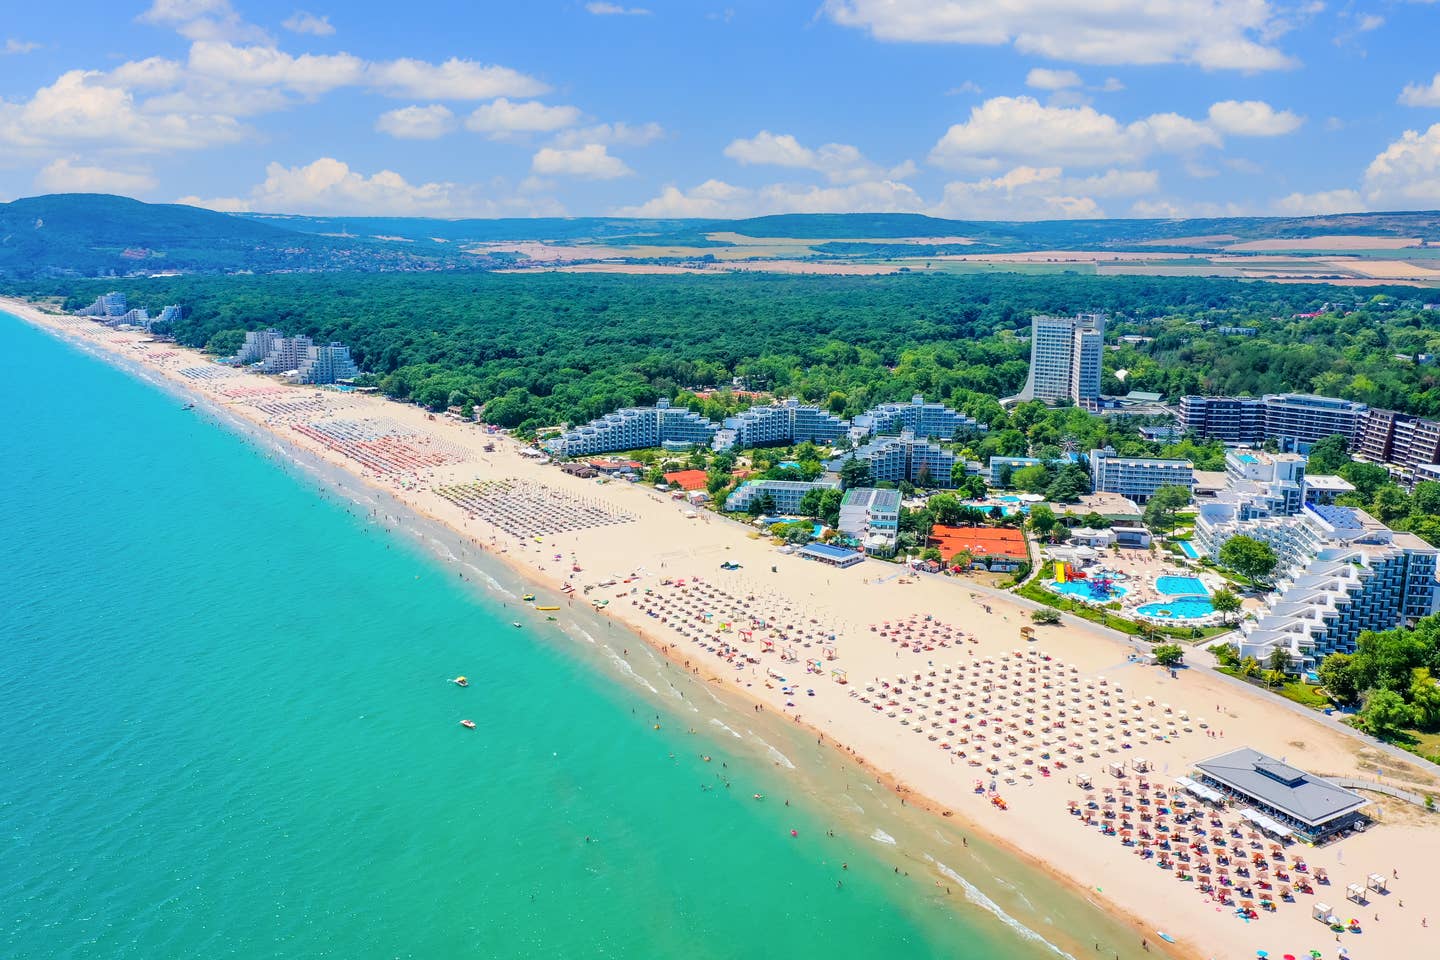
top-left (459, 719), bottom-right (476, 729)
top-left (522, 594), bottom-right (536, 602)
top-left (511, 621), bottom-right (522, 628)
top-left (535, 605), bottom-right (560, 611)
top-left (452, 676), bottom-right (468, 687)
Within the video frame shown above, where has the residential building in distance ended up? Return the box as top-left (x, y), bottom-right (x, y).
top-left (75, 291), bottom-right (128, 318)
top-left (153, 305), bottom-right (182, 326)
top-left (1303, 474), bottom-right (1355, 505)
top-left (1088, 447), bottom-right (1194, 503)
top-left (1178, 395), bottom-right (1265, 446)
top-left (546, 399), bottom-right (720, 457)
top-left (724, 478), bottom-right (840, 513)
top-left (1179, 393), bottom-right (1367, 451)
top-left (720, 398), bottom-right (850, 449)
top-left (1008, 313), bottom-right (1106, 405)
top-left (827, 430), bottom-right (957, 488)
top-left (237, 328), bottom-right (285, 364)
top-left (837, 487), bottom-right (901, 553)
top-left (1230, 504), bottom-right (1439, 670)
top-left (1223, 449), bottom-right (1307, 516)
top-left (857, 394), bottom-right (983, 440)
top-left (260, 335), bottom-right (315, 374)
top-left (296, 342), bottom-right (359, 384)
top-left (1354, 407), bottom-right (1440, 477)
top-left (987, 455), bottom-right (1044, 486)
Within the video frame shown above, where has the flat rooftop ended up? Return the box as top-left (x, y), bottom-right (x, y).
top-left (929, 525), bottom-right (1027, 561)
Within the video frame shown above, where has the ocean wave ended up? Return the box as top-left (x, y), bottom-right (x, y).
top-left (605, 650), bottom-right (659, 695)
top-left (929, 857), bottom-right (1075, 960)
top-left (708, 718), bottom-right (743, 739)
top-left (870, 828), bottom-right (897, 845)
top-left (751, 737), bottom-right (795, 769)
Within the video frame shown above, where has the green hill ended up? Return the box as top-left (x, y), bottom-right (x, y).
top-left (0, 194), bottom-right (485, 278)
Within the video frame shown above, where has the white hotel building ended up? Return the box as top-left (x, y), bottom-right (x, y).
top-left (545, 399), bottom-right (719, 457)
top-left (1008, 313), bottom-right (1105, 405)
top-left (1088, 447), bottom-right (1194, 503)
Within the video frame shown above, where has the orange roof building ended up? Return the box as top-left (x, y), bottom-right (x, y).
top-left (663, 469), bottom-right (709, 491)
top-left (928, 525), bottom-right (1028, 561)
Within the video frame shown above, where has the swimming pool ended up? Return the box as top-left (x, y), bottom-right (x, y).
top-left (1136, 596), bottom-right (1214, 619)
top-left (996, 495), bottom-right (1022, 504)
top-left (1049, 580), bottom-right (1128, 602)
top-left (1176, 541), bottom-right (1201, 560)
top-left (1157, 575), bottom-right (1209, 596)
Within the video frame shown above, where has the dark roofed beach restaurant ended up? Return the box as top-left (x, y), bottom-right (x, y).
top-left (1193, 747), bottom-right (1368, 843)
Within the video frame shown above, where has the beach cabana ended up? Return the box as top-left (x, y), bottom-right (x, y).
top-left (1312, 902), bottom-right (1334, 923)
top-left (1366, 873), bottom-right (1387, 893)
top-left (1345, 883), bottom-right (1366, 904)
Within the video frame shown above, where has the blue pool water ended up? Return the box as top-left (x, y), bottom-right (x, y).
top-left (1176, 541), bottom-right (1201, 560)
top-left (1136, 597), bottom-right (1215, 619)
top-left (996, 495), bottom-right (1022, 504)
top-left (1156, 575), bottom-right (1209, 596)
top-left (1050, 580), bottom-right (1128, 601)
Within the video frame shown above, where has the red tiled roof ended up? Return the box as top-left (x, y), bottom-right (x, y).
top-left (663, 469), bottom-right (709, 491)
top-left (929, 525), bottom-right (1027, 561)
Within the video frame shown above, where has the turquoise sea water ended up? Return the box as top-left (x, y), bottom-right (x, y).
top-left (2, 315), bottom-right (1123, 960)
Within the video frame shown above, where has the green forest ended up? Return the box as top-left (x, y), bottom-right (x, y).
top-left (16, 271), bottom-right (1439, 437)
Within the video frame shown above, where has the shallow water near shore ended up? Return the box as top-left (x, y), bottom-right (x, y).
top-left (1, 312), bottom-right (1150, 960)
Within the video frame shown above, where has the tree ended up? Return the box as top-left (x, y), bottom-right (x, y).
top-left (839, 457), bottom-right (871, 489)
top-left (1317, 652), bottom-right (1362, 705)
top-left (203, 328), bottom-right (247, 356)
top-left (950, 549), bottom-right (975, 570)
top-left (1153, 644), bottom-right (1185, 667)
top-left (1210, 587), bottom-right (1242, 625)
top-left (798, 488), bottom-right (826, 518)
top-left (1012, 464), bottom-right (1051, 494)
top-left (1408, 668), bottom-right (1440, 728)
top-left (1031, 607), bottom-right (1062, 625)
top-left (1239, 656), bottom-right (1261, 679)
top-left (1341, 460), bottom-right (1392, 499)
top-left (1143, 484), bottom-right (1191, 534)
top-left (1028, 504), bottom-right (1058, 538)
top-left (1218, 534), bottom-right (1278, 581)
top-left (1266, 646), bottom-right (1293, 676)
top-left (1306, 434), bottom-right (1351, 474)
top-left (921, 546), bottom-right (943, 563)
top-left (1212, 643), bottom-right (1240, 668)
top-left (1358, 689), bottom-right (1415, 739)
top-left (1043, 463), bottom-right (1091, 503)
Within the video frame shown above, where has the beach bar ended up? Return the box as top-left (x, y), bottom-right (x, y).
top-left (1193, 747), bottom-right (1368, 843)
top-left (797, 543), bottom-right (866, 569)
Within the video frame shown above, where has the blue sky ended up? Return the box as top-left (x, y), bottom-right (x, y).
top-left (3, 0), bottom-right (1440, 220)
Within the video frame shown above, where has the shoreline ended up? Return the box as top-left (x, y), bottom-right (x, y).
top-left (9, 296), bottom-right (1438, 960)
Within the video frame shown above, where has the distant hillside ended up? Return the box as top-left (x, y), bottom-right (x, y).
top-left (0, 195), bottom-right (489, 279)
top-left (240, 208), bottom-right (1440, 252)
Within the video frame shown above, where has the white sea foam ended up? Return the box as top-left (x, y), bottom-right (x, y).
top-left (751, 738), bottom-right (795, 769)
top-left (605, 650), bottom-right (659, 695)
top-left (930, 857), bottom-right (1076, 960)
top-left (708, 718), bottom-right (743, 739)
top-left (870, 828), bottom-right (897, 845)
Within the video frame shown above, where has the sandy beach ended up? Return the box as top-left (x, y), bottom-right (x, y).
top-left (9, 296), bottom-right (1440, 960)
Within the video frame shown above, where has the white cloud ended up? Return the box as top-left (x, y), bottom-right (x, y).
top-left (822, 0), bottom-right (1297, 70)
top-left (724, 130), bottom-right (912, 183)
top-left (34, 157), bottom-right (157, 196)
top-left (1400, 74), bottom-right (1440, 108)
top-left (1100, 77), bottom-right (1125, 92)
top-left (1363, 123), bottom-right (1440, 208)
top-left (531, 143), bottom-right (632, 179)
top-left (1025, 67), bottom-right (1081, 90)
top-left (465, 98), bottom-right (581, 138)
top-left (1356, 13), bottom-right (1384, 31)
top-left (1206, 99), bottom-right (1303, 136)
top-left (617, 178), bottom-right (925, 218)
top-left (179, 157), bottom-right (481, 215)
top-left (368, 57), bottom-right (548, 99)
top-left (139, 0), bottom-right (272, 43)
top-left (929, 165), bottom-right (1157, 219)
top-left (185, 40), bottom-right (365, 96)
top-left (375, 104), bottom-right (455, 139)
top-left (4, 38), bottom-right (41, 55)
top-left (0, 69), bottom-right (244, 152)
top-left (928, 96), bottom-right (1218, 171)
top-left (283, 11), bottom-right (336, 36)
top-left (947, 80), bottom-right (984, 95)
top-left (1272, 189), bottom-right (1365, 215)
top-left (585, 2), bottom-right (651, 13)
top-left (553, 121), bottom-right (664, 147)
top-left (109, 56), bottom-right (186, 90)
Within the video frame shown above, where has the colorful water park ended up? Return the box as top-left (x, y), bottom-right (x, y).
top-left (1049, 562), bottom-right (1129, 602)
